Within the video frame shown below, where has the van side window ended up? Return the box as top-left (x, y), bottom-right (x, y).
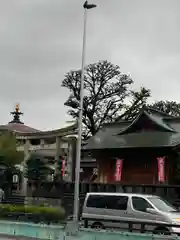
top-left (86, 195), bottom-right (106, 208)
top-left (132, 197), bottom-right (153, 212)
top-left (106, 196), bottom-right (128, 210)
top-left (86, 195), bottom-right (128, 210)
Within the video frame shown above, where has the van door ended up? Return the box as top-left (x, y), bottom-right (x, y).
top-left (83, 194), bottom-right (129, 230)
top-left (129, 196), bottom-right (158, 232)
top-left (104, 195), bottom-right (129, 230)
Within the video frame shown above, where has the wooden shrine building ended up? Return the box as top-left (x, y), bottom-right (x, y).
top-left (83, 107), bottom-right (180, 185)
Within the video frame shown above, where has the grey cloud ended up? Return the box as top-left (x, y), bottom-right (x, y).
top-left (0, 0), bottom-right (179, 129)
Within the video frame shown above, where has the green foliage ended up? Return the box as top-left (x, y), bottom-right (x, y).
top-left (149, 101), bottom-right (180, 117)
top-left (0, 133), bottom-right (23, 186)
top-left (0, 132), bottom-right (24, 167)
top-left (62, 60), bottom-right (150, 136)
top-left (0, 204), bottom-right (65, 222)
top-left (54, 157), bottom-right (63, 180)
top-left (116, 87), bottom-right (151, 121)
top-left (25, 155), bottom-right (51, 181)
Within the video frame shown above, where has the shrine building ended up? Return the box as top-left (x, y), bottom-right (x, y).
top-left (83, 107), bottom-right (180, 184)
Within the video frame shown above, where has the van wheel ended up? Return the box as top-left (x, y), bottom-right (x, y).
top-left (153, 227), bottom-right (170, 235)
top-left (91, 222), bottom-right (104, 229)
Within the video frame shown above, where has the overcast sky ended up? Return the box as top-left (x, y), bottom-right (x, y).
top-left (0, 0), bottom-right (179, 130)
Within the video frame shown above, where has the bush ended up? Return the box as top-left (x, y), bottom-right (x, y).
top-left (0, 204), bottom-right (65, 223)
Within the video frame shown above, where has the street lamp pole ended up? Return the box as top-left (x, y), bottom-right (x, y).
top-left (73, 1), bottom-right (97, 222)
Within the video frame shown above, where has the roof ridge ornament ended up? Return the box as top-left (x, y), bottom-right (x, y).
top-left (9, 103), bottom-right (24, 124)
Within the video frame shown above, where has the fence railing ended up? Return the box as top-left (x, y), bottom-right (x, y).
top-left (82, 217), bottom-right (180, 236)
top-left (26, 181), bottom-right (180, 201)
top-left (23, 182), bottom-right (180, 217)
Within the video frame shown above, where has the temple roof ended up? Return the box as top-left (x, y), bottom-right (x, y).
top-left (0, 104), bottom-right (40, 134)
top-left (0, 123), bottom-right (39, 133)
top-left (15, 122), bottom-right (77, 139)
top-left (84, 107), bottom-right (180, 150)
top-left (0, 121), bottom-right (77, 139)
top-left (118, 109), bottom-right (175, 134)
top-left (0, 105), bottom-right (77, 138)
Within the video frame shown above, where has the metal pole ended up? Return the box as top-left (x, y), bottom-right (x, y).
top-left (73, 1), bottom-right (97, 223)
top-left (73, 7), bottom-right (87, 222)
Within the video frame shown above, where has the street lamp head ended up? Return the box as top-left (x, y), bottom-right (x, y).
top-left (83, 1), bottom-right (97, 9)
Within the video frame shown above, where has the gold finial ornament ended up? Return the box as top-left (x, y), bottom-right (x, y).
top-left (9, 103), bottom-right (23, 124)
top-left (15, 103), bottom-right (20, 112)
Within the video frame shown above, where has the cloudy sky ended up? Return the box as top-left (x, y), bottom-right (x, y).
top-left (0, 0), bottom-right (179, 130)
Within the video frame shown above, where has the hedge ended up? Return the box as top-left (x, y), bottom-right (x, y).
top-left (0, 204), bottom-right (65, 223)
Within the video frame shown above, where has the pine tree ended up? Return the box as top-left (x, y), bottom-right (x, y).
top-left (25, 155), bottom-right (50, 182)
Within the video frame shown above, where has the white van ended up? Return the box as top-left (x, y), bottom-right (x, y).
top-left (82, 192), bottom-right (180, 234)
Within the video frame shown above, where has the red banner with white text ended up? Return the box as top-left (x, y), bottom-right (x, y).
top-left (61, 156), bottom-right (65, 177)
top-left (157, 157), bottom-right (165, 182)
top-left (114, 159), bottom-right (123, 181)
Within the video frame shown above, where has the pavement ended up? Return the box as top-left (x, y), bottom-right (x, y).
top-left (0, 235), bottom-right (44, 240)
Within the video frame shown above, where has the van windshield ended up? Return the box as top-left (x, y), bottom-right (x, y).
top-left (147, 197), bottom-right (177, 212)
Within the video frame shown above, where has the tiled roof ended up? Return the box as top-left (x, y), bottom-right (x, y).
top-left (84, 132), bottom-right (177, 149)
top-left (84, 107), bottom-right (180, 150)
top-left (0, 122), bottom-right (77, 139)
top-left (16, 122), bottom-right (78, 137)
top-left (0, 123), bottom-right (40, 133)
top-left (118, 109), bottom-right (175, 135)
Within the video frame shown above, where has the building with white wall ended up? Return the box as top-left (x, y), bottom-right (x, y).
top-left (0, 104), bottom-right (77, 195)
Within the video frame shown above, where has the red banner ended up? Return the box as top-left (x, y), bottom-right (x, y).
top-left (61, 157), bottom-right (65, 177)
top-left (114, 159), bottom-right (123, 181)
top-left (157, 157), bottom-right (165, 182)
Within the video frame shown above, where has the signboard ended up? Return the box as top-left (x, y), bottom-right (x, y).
top-left (114, 159), bottom-right (123, 181)
top-left (157, 157), bottom-right (165, 182)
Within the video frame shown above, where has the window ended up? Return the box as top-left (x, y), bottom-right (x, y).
top-left (106, 196), bottom-right (128, 210)
top-left (86, 195), bottom-right (128, 210)
top-left (147, 197), bottom-right (177, 212)
top-left (132, 197), bottom-right (153, 212)
top-left (86, 195), bottom-right (106, 208)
